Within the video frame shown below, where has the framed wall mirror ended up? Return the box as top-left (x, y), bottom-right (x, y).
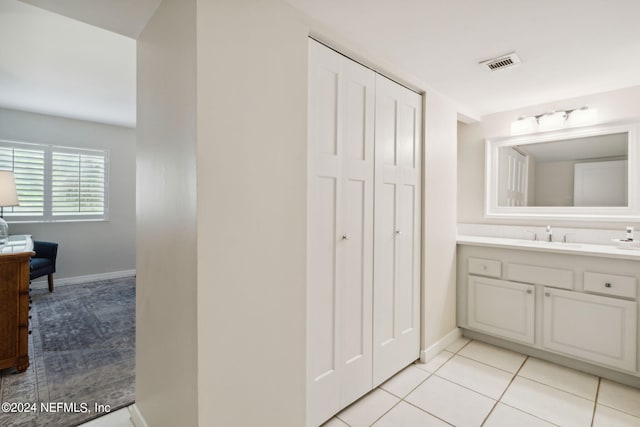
top-left (485, 123), bottom-right (640, 220)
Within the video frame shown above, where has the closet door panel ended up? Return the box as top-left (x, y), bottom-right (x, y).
top-left (375, 94), bottom-right (398, 166)
top-left (374, 182), bottom-right (397, 344)
top-left (307, 174), bottom-right (341, 425)
top-left (310, 43), bottom-right (340, 157)
top-left (345, 81), bottom-right (367, 161)
top-left (398, 103), bottom-right (418, 168)
top-left (308, 41), bottom-right (342, 426)
top-left (373, 74), bottom-right (422, 386)
top-left (342, 179), bottom-right (366, 362)
top-left (308, 39), bottom-right (375, 426)
top-left (396, 184), bottom-right (417, 333)
top-left (337, 51), bottom-right (375, 408)
top-left (308, 177), bottom-right (338, 378)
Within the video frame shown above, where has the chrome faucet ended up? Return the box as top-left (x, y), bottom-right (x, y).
top-left (546, 225), bottom-right (553, 242)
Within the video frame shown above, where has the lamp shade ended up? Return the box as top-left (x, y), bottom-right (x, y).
top-left (0, 171), bottom-right (19, 207)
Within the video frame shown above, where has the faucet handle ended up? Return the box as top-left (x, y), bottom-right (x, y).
top-left (524, 230), bottom-right (537, 241)
top-left (563, 233), bottom-right (576, 243)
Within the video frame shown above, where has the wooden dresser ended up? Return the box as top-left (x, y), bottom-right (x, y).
top-left (0, 251), bottom-right (35, 372)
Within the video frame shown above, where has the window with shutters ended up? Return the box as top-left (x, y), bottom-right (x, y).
top-left (0, 140), bottom-right (108, 222)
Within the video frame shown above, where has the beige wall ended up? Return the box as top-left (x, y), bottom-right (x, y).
top-left (136, 0), bottom-right (198, 425)
top-left (195, 1), bottom-right (308, 425)
top-left (534, 160), bottom-right (575, 206)
top-left (458, 85), bottom-right (640, 229)
top-left (422, 93), bottom-right (458, 349)
top-left (0, 107), bottom-right (135, 279)
top-left (136, 1), bottom-right (461, 425)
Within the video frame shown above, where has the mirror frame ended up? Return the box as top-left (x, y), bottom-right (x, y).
top-left (485, 122), bottom-right (640, 221)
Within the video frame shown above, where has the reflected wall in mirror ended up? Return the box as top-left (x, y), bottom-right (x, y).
top-left (498, 133), bottom-right (628, 207)
top-left (486, 123), bottom-right (640, 221)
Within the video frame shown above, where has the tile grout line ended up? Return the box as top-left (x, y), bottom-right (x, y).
top-left (392, 365), bottom-right (456, 427)
top-left (369, 339), bottom-right (472, 426)
top-left (497, 402), bottom-right (562, 426)
top-left (398, 399), bottom-right (455, 426)
top-left (595, 378), bottom-right (640, 420)
top-left (335, 414), bottom-right (351, 427)
top-left (597, 402), bottom-right (640, 420)
top-left (455, 352), bottom-right (524, 375)
top-left (371, 363), bottom-right (435, 425)
top-left (480, 354), bottom-right (529, 426)
top-left (515, 373), bottom-right (598, 402)
top-left (451, 337), bottom-right (473, 354)
top-left (414, 352), bottom-right (454, 376)
top-left (590, 377), bottom-right (601, 427)
top-left (367, 397), bottom-right (402, 426)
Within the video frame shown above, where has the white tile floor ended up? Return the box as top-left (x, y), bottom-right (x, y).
top-left (78, 407), bottom-right (134, 427)
top-left (83, 337), bottom-right (640, 427)
top-left (324, 337), bottom-right (640, 427)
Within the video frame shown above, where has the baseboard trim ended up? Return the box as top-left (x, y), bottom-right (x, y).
top-left (30, 269), bottom-right (136, 289)
top-left (129, 404), bottom-right (149, 427)
top-left (420, 327), bottom-right (462, 363)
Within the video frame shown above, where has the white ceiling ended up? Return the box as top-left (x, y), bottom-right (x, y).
top-left (3, 0), bottom-right (640, 127)
top-left (21, 0), bottom-right (161, 39)
top-left (0, 0), bottom-right (137, 127)
top-left (287, 0), bottom-right (640, 118)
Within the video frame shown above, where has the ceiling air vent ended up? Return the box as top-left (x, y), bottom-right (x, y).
top-left (479, 52), bottom-right (521, 71)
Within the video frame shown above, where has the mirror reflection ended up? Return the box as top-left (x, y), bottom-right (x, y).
top-left (498, 133), bottom-right (628, 207)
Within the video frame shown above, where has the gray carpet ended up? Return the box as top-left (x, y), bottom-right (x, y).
top-left (0, 276), bottom-right (135, 427)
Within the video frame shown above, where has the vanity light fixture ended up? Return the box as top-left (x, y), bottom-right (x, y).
top-left (510, 106), bottom-right (598, 135)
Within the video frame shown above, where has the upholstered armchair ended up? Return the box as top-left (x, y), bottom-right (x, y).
top-left (30, 241), bottom-right (58, 292)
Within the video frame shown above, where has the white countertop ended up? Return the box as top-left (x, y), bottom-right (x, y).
top-left (457, 234), bottom-right (640, 261)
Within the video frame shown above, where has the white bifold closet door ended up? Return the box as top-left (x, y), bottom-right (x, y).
top-left (307, 40), bottom-right (375, 427)
top-left (373, 75), bottom-right (422, 386)
top-left (307, 39), bottom-right (422, 426)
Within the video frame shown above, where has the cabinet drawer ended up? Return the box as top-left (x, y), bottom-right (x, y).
top-left (507, 263), bottom-right (573, 290)
top-left (468, 257), bottom-right (501, 278)
top-left (584, 272), bottom-right (636, 299)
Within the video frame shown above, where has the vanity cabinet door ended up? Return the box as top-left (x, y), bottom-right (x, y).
top-left (543, 287), bottom-right (637, 372)
top-left (468, 276), bottom-right (535, 344)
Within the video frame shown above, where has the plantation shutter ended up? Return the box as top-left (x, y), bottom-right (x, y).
top-left (52, 151), bottom-right (105, 216)
top-left (0, 146), bottom-right (45, 217)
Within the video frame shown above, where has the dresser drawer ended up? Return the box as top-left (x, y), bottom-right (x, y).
top-left (584, 272), bottom-right (637, 299)
top-left (507, 263), bottom-right (573, 290)
top-left (468, 257), bottom-right (501, 278)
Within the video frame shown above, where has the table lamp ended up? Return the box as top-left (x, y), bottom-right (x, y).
top-left (0, 171), bottom-right (19, 243)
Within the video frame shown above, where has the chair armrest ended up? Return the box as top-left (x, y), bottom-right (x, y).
top-left (33, 241), bottom-right (58, 263)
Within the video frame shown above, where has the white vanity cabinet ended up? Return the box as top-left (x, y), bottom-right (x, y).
top-left (457, 241), bottom-right (640, 380)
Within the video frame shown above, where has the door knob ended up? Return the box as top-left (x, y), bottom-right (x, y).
top-left (341, 235), bottom-right (348, 240)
